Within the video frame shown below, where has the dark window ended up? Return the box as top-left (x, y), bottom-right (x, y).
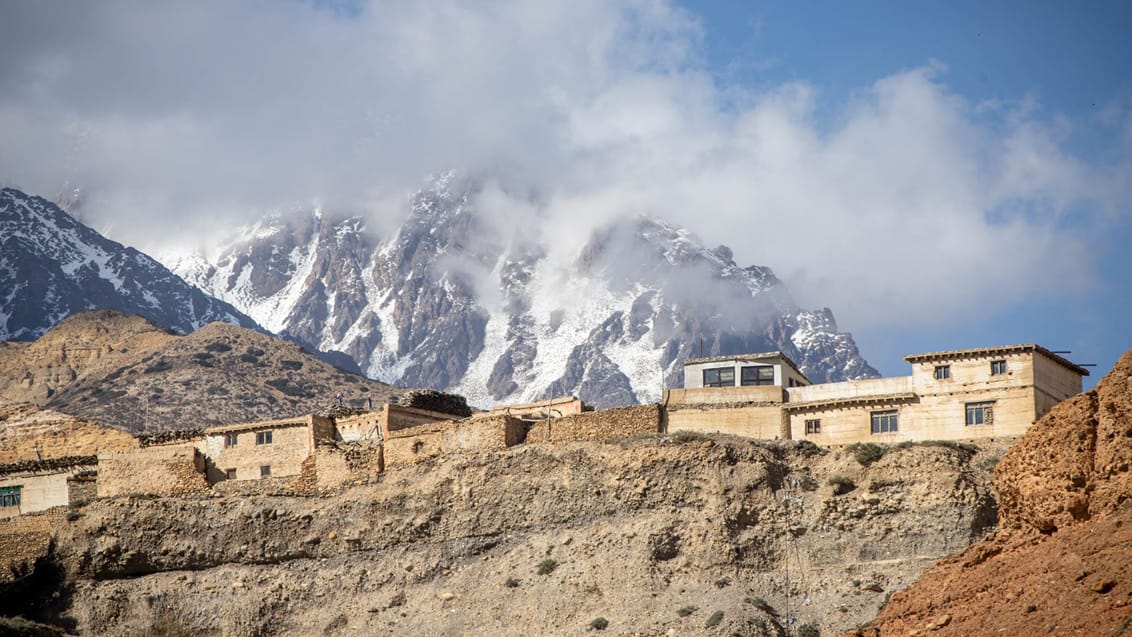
top-left (224, 433), bottom-right (238, 448)
top-left (0, 486), bottom-right (21, 508)
top-left (934, 365), bottom-right (950, 380)
top-left (871, 410), bottom-right (898, 434)
top-left (703, 367), bottom-right (735, 387)
top-left (740, 365), bottom-right (775, 386)
top-left (225, 468), bottom-right (237, 480)
top-left (256, 431), bottom-right (272, 445)
top-left (966, 402), bottom-right (994, 426)
top-left (260, 465), bottom-right (272, 477)
top-left (805, 419), bottom-right (821, 435)
top-left (991, 360), bottom-right (1006, 375)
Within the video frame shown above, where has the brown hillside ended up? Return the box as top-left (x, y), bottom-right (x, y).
top-left (0, 310), bottom-right (401, 433)
top-left (0, 403), bottom-right (137, 464)
top-left (850, 349), bottom-right (1132, 637)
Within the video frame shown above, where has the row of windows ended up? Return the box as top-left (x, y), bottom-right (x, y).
top-left (223, 431), bottom-right (273, 448)
top-left (703, 365), bottom-right (775, 387)
top-left (0, 486), bottom-right (21, 508)
top-left (800, 402), bottom-right (996, 436)
top-left (934, 360), bottom-right (1008, 380)
top-left (224, 465), bottom-right (272, 480)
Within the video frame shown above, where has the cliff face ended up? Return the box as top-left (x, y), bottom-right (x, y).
top-left (24, 435), bottom-right (1003, 636)
top-left (852, 349), bottom-right (1132, 637)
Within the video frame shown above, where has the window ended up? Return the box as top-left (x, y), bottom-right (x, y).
top-left (224, 433), bottom-right (238, 448)
top-left (0, 486), bottom-right (21, 508)
top-left (871, 410), bottom-right (898, 434)
top-left (225, 468), bottom-right (237, 480)
top-left (966, 402), bottom-right (994, 426)
top-left (260, 465), bottom-right (272, 477)
top-left (703, 367), bottom-right (735, 387)
top-left (991, 360), bottom-right (1006, 375)
top-left (740, 365), bottom-right (775, 386)
top-left (934, 365), bottom-right (951, 380)
top-left (805, 419), bottom-right (821, 435)
top-left (256, 431), bottom-right (273, 445)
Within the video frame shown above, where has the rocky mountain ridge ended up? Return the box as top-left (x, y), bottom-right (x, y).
top-left (0, 187), bottom-right (259, 342)
top-left (170, 172), bottom-right (879, 409)
top-left (0, 310), bottom-right (400, 433)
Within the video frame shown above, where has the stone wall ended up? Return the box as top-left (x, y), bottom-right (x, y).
top-left (312, 443), bottom-right (384, 490)
top-left (384, 424), bottom-right (446, 467)
top-left (0, 508), bottom-right (64, 580)
top-left (380, 405), bottom-right (455, 440)
top-left (443, 415), bottom-right (527, 451)
top-left (525, 404), bottom-right (664, 444)
top-left (334, 412), bottom-right (383, 443)
top-left (0, 461), bottom-right (96, 517)
top-left (486, 396), bottom-right (587, 419)
top-left (97, 445), bottom-right (209, 498)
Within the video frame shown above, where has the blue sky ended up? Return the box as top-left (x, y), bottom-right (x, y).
top-left (689, 1), bottom-right (1132, 385)
top-left (1, 1), bottom-right (1129, 387)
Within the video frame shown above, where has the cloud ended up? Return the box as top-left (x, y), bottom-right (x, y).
top-left (0, 0), bottom-right (1125, 331)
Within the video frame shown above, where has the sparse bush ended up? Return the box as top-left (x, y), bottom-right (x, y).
top-left (794, 439), bottom-right (828, 457)
top-left (590, 617), bottom-right (609, 630)
top-left (280, 360), bottom-right (303, 371)
top-left (204, 342), bottom-right (232, 353)
top-left (797, 622), bottom-right (820, 637)
top-left (747, 597), bottom-right (775, 615)
top-left (677, 605), bottom-right (698, 617)
top-left (672, 431), bottom-right (710, 444)
top-left (920, 440), bottom-right (977, 453)
top-left (846, 443), bottom-right (885, 466)
top-left (714, 577), bottom-right (731, 588)
top-left (829, 475), bottom-right (856, 496)
top-left (798, 475), bottom-right (819, 491)
top-left (504, 577), bottom-right (520, 588)
top-left (64, 511), bottom-right (82, 522)
top-left (705, 610), bottom-right (724, 627)
top-left (537, 558), bottom-right (558, 575)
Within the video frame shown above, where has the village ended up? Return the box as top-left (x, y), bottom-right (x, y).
top-left (0, 342), bottom-right (1088, 522)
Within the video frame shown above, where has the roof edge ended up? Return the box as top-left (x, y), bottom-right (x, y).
top-left (904, 344), bottom-right (1089, 376)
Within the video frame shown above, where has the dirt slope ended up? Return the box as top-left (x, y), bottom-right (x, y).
top-left (851, 350), bottom-right (1132, 636)
top-left (0, 310), bottom-right (401, 433)
top-left (12, 434), bottom-right (1007, 636)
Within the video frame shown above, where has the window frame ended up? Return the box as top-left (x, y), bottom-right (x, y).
top-left (870, 410), bottom-right (899, 434)
top-left (225, 468), bottom-right (237, 480)
top-left (804, 419), bottom-right (821, 435)
top-left (255, 431), bottom-right (273, 445)
top-left (966, 401), bottom-right (994, 426)
top-left (702, 366), bottom-right (736, 388)
top-left (991, 360), bottom-right (1006, 376)
top-left (0, 485), bottom-right (21, 508)
top-left (260, 465), bottom-right (272, 477)
top-left (224, 433), bottom-right (238, 448)
top-left (740, 365), bottom-right (775, 386)
top-left (934, 365), bottom-right (951, 380)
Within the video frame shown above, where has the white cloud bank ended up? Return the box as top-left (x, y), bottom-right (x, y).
top-left (1, 0), bottom-right (1128, 330)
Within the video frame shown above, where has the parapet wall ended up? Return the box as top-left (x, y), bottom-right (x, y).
top-left (97, 445), bottom-right (209, 498)
top-left (526, 404), bottom-right (664, 444)
top-left (383, 415), bottom-right (528, 468)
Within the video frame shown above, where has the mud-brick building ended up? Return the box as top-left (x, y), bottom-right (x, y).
top-left (664, 345), bottom-right (1088, 445)
top-left (0, 456), bottom-right (97, 518)
top-left (203, 415), bottom-right (335, 482)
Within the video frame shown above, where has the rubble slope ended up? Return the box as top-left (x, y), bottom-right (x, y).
top-left (29, 435), bottom-right (1004, 636)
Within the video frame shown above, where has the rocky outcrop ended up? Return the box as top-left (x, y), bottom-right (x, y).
top-left (10, 434), bottom-right (1005, 636)
top-left (851, 349), bottom-right (1132, 636)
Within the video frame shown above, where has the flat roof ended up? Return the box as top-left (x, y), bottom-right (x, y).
top-left (904, 344), bottom-right (1090, 376)
top-left (684, 351), bottom-right (810, 383)
top-left (205, 416), bottom-right (310, 434)
top-left (782, 392), bottom-right (918, 412)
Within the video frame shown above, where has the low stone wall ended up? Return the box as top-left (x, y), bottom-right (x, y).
top-left (443, 415), bottom-right (527, 451)
top-left (0, 508), bottom-right (64, 580)
top-left (384, 429), bottom-right (445, 467)
top-left (313, 443), bottom-right (384, 489)
top-left (526, 404), bottom-right (664, 444)
top-left (97, 445), bottom-right (209, 498)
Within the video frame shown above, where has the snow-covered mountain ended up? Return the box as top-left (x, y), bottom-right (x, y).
top-left (168, 173), bottom-right (879, 408)
top-left (0, 187), bottom-right (260, 341)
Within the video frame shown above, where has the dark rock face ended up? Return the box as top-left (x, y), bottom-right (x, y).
top-left (174, 173), bottom-right (880, 409)
top-left (0, 188), bottom-right (260, 341)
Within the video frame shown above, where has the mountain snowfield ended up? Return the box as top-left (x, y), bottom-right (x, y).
top-left (164, 173), bottom-right (879, 409)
